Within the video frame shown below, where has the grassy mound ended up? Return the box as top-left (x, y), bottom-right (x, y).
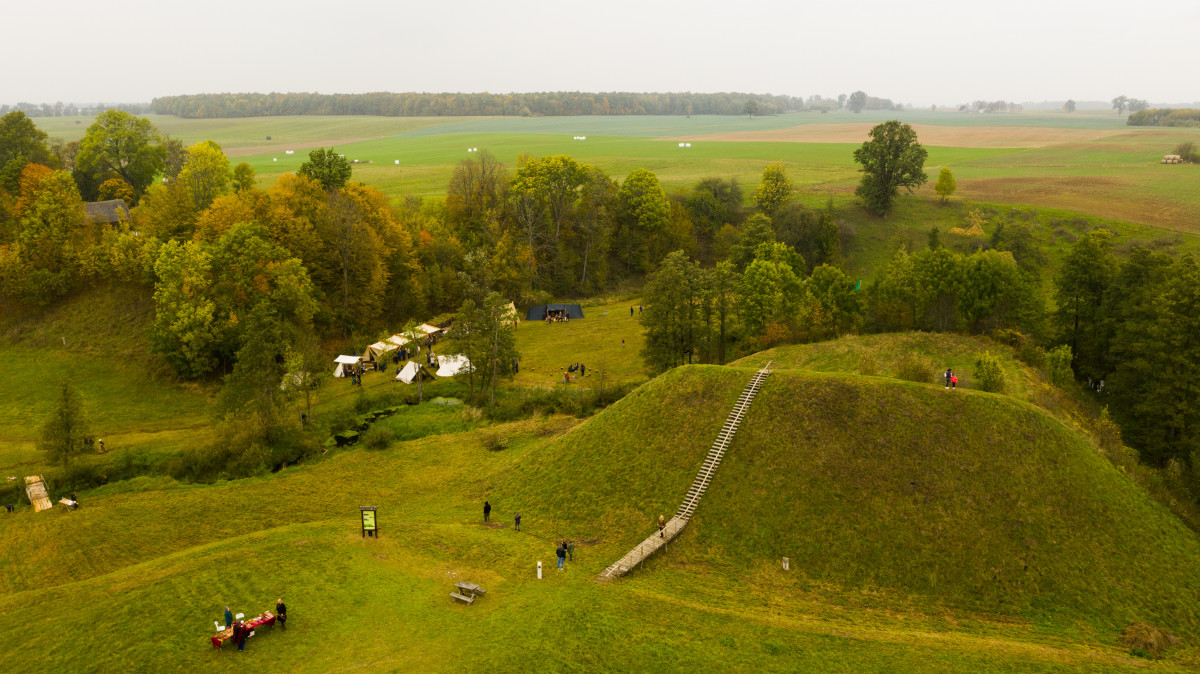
top-left (501, 365), bottom-right (1200, 636)
top-left (732, 332), bottom-right (1037, 399)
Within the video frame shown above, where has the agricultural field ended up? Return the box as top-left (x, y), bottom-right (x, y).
top-left (37, 110), bottom-right (1200, 237)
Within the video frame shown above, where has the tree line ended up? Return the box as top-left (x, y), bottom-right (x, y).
top-left (1127, 108), bottom-right (1200, 128)
top-left (0, 101), bottom-right (152, 118)
top-left (150, 92), bottom-right (806, 119)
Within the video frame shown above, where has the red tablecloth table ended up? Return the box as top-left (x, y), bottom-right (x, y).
top-left (211, 611), bottom-right (276, 648)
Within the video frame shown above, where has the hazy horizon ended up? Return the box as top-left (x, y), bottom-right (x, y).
top-left (5, 0), bottom-right (1197, 107)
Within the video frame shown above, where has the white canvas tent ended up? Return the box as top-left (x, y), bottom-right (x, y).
top-left (417, 323), bottom-right (443, 337)
top-left (435, 355), bottom-right (471, 377)
top-left (332, 355), bottom-right (362, 378)
top-left (395, 360), bottom-right (437, 384)
top-left (362, 341), bottom-right (396, 362)
top-left (387, 334), bottom-right (410, 348)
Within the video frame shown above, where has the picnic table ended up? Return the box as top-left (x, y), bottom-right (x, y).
top-left (211, 611), bottom-right (275, 648)
top-left (450, 582), bottom-right (486, 605)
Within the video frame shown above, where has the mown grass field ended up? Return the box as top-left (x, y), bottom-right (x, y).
top-left (3, 365), bottom-right (1199, 671)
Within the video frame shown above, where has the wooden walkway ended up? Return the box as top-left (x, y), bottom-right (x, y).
top-left (599, 365), bottom-right (771, 579)
top-left (25, 476), bottom-right (52, 512)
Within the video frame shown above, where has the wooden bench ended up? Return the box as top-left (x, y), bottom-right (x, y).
top-left (449, 592), bottom-right (475, 605)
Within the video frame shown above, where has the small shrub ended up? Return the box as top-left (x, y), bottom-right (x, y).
top-left (857, 354), bottom-right (879, 377)
top-left (481, 433), bottom-right (508, 452)
top-left (1046, 344), bottom-right (1073, 389)
top-left (974, 352), bottom-right (1006, 393)
top-left (1118, 622), bottom-right (1178, 660)
top-left (1094, 406), bottom-right (1123, 452)
top-left (1175, 141), bottom-right (1199, 164)
top-left (894, 355), bottom-right (934, 384)
top-left (361, 425), bottom-right (394, 451)
top-left (1032, 383), bottom-right (1065, 415)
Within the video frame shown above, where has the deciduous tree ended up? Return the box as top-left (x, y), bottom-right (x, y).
top-left (75, 110), bottom-right (165, 200)
top-left (753, 161), bottom-right (791, 217)
top-left (934, 167), bottom-right (956, 204)
top-left (298, 147), bottom-right (351, 191)
top-left (852, 121), bottom-right (928, 215)
top-left (38, 379), bottom-right (90, 467)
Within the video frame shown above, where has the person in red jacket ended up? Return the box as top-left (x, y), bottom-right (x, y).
top-left (951, 374), bottom-right (958, 390)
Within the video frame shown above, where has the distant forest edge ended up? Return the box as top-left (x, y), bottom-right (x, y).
top-left (150, 91), bottom-right (845, 119)
top-left (1127, 108), bottom-right (1200, 128)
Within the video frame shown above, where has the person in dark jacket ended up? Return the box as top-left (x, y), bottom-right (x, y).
top-left (235, 621), bottom-right (247, 651)
top-left (567, 540), bottom-right (575, 561)
top-left (515, 513), bottom-right (521, 531)
top-left (484, 500), bottom-right (491, 522)
top-left (557, 543), bottom-right (567, 570)
top-left (276, 598), bottom-right (287, 630)
top-left (224, 606), bottom-right (233, 629)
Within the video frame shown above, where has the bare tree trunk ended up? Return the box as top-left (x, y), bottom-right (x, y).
top-left (490, 319), bottom-right (499, 407)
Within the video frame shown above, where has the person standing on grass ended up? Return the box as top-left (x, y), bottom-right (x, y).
top-left (557, 543), bottom-right (566, 570)
top-left (951, 373), bottom-right (958, 390)
top-left (658, 514), bottom-right (666, 538)
top-left (225, 606), bottom-right (233, 629)
top-left (515, 513), bottom-right (521, 531)
top-left (484, 500), bottom-right (491, 522)
top-left (580, 364), bottom-right (586, 377)
top-left (235, 620), bottom-right (247, 651)
top-left (631, 306), bottom-right (635, 317)
top-left (944, 368), bottom-right (951, 389)
top-left (276, 598), bottom-right (287, 630)
top-left (567, 539), bottom-right (575, 561)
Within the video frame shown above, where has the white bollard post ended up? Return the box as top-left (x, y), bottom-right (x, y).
top-left (537, 561), bottom-right (542, 579)
top-left (782, 557), bottom-right (790, 571)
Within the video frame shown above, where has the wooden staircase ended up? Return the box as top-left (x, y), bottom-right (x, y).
top-left (25, 476), bottom-right (52, 512)
top-left (600, 365), bottom-right (771, 579)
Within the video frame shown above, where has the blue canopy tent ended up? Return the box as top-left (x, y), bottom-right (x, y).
top-left (526, 304), bottom-right (585, 321)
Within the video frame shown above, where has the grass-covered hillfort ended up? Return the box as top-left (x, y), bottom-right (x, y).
top-left (2, 102), bottom-right (1200, 671)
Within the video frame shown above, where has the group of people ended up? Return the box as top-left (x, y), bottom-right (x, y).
top-left (222, 599), bottom-right (287, 652)
top-left (556, 540), bottom-right (575, 570)
top-left (484, 500), bottom-right (521, 531)
top-left (630, 305), bottom-right (642, 317)
top-left (544, 311), bottom-right (570, 323)
top-left (944, 368), bottom-right (958, 390)
top-left (347, 363), bottom-right (367, 386)
top-left (562, 362), bottom-right (586, 384)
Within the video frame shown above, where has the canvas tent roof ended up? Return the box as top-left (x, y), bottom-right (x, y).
top-left (417, 323), bottom-right (443, 336)
top-left (395, 360), bottom-right (437, 384)
top-left (332, 354), bottom-right (362, 378)
top-left (435, 355), bottom-right (471, 377)
top-left (363, 341), bottom-right (396, 361)
top-left (526, 304), bottom-right (584, 320)
top-left (387, 334), bottom-right (410, 347)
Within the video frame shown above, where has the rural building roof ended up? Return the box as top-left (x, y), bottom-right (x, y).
top-left (85, 199), bottom-right (131, 224)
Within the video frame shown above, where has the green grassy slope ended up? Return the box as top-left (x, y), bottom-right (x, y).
top-left (732, 333), bottom-right (1037, 400)
top-left (3, 366), bottom-right (1198, 669)
top-left (500, 366), bottom-right (1200, 638)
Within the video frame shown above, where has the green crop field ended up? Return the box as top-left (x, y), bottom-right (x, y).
top-left (33, 111), bottom-right (1200, 237)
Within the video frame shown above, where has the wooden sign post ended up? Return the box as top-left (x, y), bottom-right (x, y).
top-left (360, 506), bottom-right (378, 538)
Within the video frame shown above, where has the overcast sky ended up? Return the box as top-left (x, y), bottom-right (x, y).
top-left (5, 0), bottom-right (1197, 106)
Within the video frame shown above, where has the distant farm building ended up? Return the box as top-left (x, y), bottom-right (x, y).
top-left (85, 199), bottom-right (131, 225)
